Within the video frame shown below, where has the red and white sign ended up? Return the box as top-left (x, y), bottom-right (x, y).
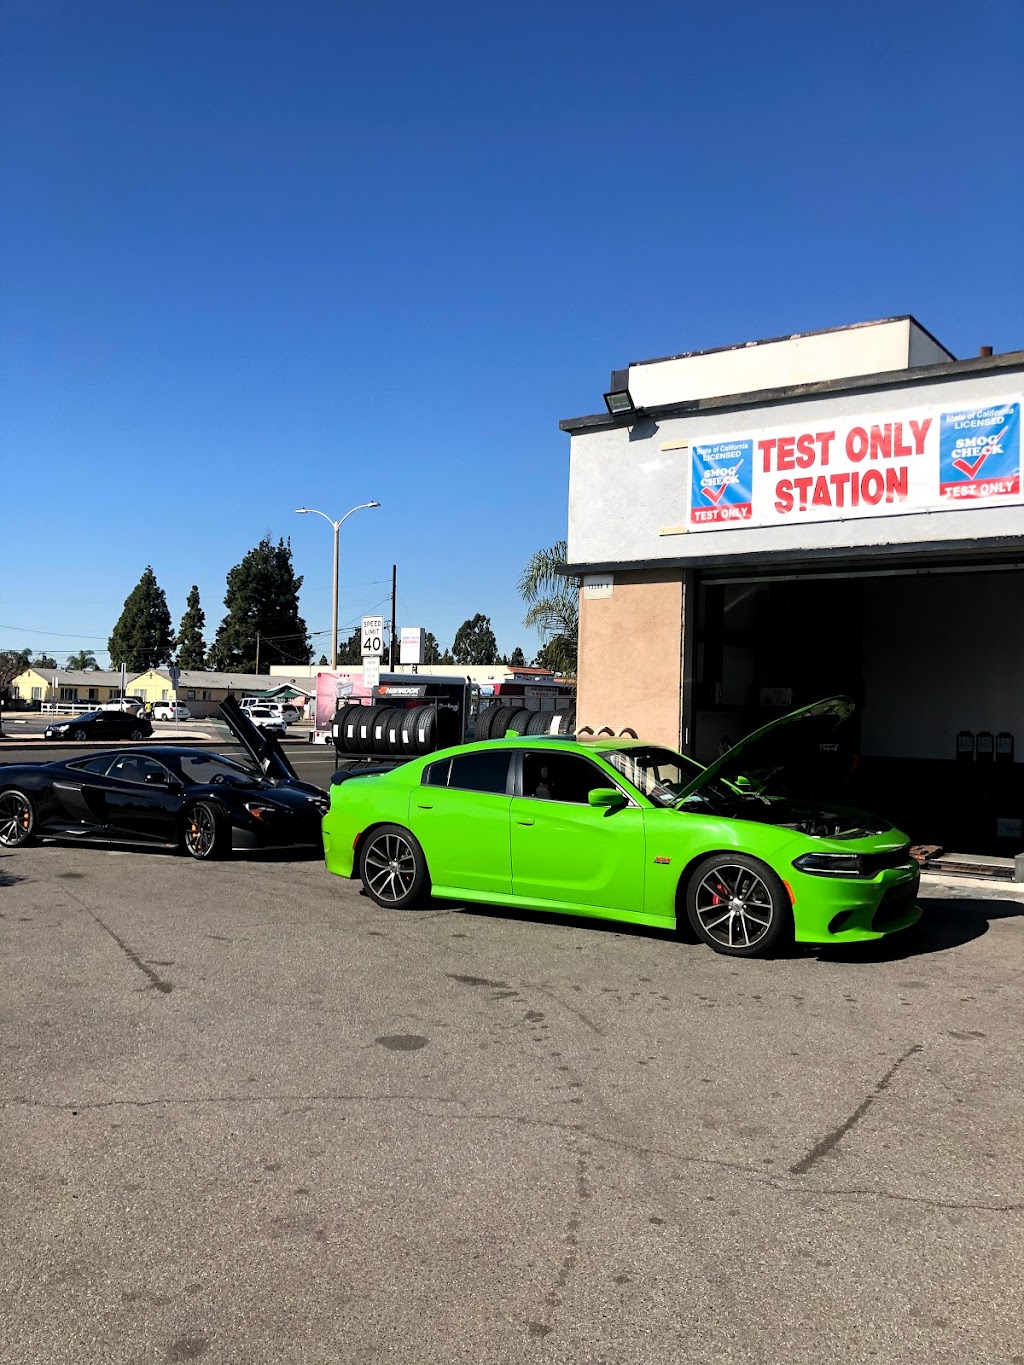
top-left (687, 396), bottom-right (1022, 532)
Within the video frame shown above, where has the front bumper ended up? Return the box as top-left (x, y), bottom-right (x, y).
top-left (790, 863), bottom-right (922, 944)
top-left (231, 812), bottom-right (324, 851)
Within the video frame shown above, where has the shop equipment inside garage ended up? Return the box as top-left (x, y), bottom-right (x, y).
top-left (562, 316), bottom-right (1024, 863)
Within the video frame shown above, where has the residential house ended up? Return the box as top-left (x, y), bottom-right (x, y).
top-left (8, 668), bottom-right (138, 709)
top-left (129, 669), bottom-right (317, 718)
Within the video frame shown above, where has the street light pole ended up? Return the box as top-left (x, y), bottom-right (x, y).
top-left (295, 502), bottom-right (381, 669)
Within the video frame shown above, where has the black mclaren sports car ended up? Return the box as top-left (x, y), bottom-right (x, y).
top-left (0, 698), bottom-right (328, 859)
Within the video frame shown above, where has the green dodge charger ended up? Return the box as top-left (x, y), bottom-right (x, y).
top-left (321, 698), bottom-right (921, 958)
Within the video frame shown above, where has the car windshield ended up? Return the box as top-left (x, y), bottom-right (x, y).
top-left (598, 747), bottom-right (709, 807)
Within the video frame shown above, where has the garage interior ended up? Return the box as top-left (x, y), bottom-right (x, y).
top-left (690, 557), bottom-right (1024, 856)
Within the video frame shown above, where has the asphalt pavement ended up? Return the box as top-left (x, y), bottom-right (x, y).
top-left (1, 826), bottom-right (1022, 1364)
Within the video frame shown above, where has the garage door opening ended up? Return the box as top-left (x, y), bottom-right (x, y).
top-left (691, 565), bottom-right (1024, 856)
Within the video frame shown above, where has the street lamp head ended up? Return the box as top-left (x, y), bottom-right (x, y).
top-left (367, 501), bottom-right (381, 509)
top-left (295, 508), bottom-right (309, 514)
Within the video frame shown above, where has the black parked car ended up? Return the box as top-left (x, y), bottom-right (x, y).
top-left (44, 709), bottom-right (153, 741)
top-left (1, 699), bottom-right (328, 859)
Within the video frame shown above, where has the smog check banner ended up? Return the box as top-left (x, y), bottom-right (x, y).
top-left (687, 395), bottom-right (1022, 531)
top-left (690, 439), bottom-right (753, 524)
top-left (939, 401), bottom-right (1020, 500)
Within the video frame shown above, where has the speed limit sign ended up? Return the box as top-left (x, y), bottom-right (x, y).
top-left (361, 615), bottom-right (384, 657)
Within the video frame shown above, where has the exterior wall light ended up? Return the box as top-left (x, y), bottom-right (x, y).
top-left (603, 369), bottom-right (635, 416)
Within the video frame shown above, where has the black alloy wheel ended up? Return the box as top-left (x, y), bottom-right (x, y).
top-left (0, 789), bottom-right (36, 848)
top-left (685, 853), bottom-right (790, 958)
top-left (130, 728), bottom-right (145, 740)
top-left (72, 728), bottom-right (88, 741)
top-left (182, 801), bottom-right (229, 860)
top-left (359, 824), bottom-right (430, 909)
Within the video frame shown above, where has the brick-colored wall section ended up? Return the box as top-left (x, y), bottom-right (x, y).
top-left (576, 572), bottom-right (683, 748)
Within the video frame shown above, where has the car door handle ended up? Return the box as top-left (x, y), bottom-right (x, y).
top-left (416, 801), bottom-right (433, 810)
top-left (516, 817), bottom-right (535, 826)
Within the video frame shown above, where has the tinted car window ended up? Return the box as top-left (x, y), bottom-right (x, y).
top-left (106, 755), bottom-right (169, 785)
top-left (68, 755), bottom-right (119, 776)
top-left (422, 759), bottom-right (451, 787)
top-left (522, 752), bottom-right (617, 804)
top-left (447, 750), bottom-right (512, 795)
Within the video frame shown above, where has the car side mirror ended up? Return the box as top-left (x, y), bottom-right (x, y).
top-left (588, 787), bottom-right (627, 810)
top-left (145, 772), bottom-right (180, 791)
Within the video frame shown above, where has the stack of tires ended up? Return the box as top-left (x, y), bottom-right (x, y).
top-left (474, 703), bottom-right (576, 741)
top-left (333, 703), bottom-right (460, 758)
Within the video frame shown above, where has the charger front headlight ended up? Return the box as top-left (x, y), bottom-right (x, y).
top-left (793, 851), bottom-right (866, 878)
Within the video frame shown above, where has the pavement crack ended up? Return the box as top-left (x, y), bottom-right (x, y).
top-left (521, 982), bottom-right (606, 1037)
top-left (87, 911), bottom-right (174, 994)
top-left (4, 1089), bottom-right (1017, 1215)
top-left (53, 882), bottom-right (173, 995)
top-left (1, 1091), bottom-right (465, 1112)
top-left (789, 1043), bottom-right (923, 1176)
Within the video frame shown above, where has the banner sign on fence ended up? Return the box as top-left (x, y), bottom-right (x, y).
top-left (686, 396), bottom-right (1022, 531)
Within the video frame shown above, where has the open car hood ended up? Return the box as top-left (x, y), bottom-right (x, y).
top-left (678, 696), bottom-right (855, 799)
top-left (219, 695), bottom-right (300, 784)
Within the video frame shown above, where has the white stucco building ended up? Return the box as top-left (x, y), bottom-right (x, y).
top-left (562, 317), bottom-right (1024, 854)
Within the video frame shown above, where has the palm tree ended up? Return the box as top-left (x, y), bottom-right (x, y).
top-left (518, 539), bottom-right (579, 676)
top-left (66, 650), bottom-right (98, 670)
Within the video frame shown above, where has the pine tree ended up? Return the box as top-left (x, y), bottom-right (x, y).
top-left (336, 627), bottom-right (362, 665)
top-left (509, 645), bottom-right (526, 667)
top-left (452, 614), bottom-right (498, 665)
top-left (177, 586), bottom-right (207, 670)
top-left (209, 537), bottom-right (310, 673)
top-left (107, 567), bottom-right (175, 671)
top-left (423, 631), bottom-right (441, 665)
top-left (0, 649), bottom-right (31, 691)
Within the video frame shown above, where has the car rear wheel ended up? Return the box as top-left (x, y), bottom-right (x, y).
top-left (0, 789), bottom-right (36, 848)
top-left (130, 728), bottom-right (145, 740)
top-left (685, 853), bottom-right (790, 958)
top-left (359, 824), bottom-right (430, 909)
top-left (182, 801), bottom-right (230, 860)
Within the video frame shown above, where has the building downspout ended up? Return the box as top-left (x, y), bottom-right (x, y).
top-left (680, 568), bottom-right (697, 754)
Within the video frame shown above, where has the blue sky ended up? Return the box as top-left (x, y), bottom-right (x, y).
top-left (2, 0), bottom-right (1022, 666)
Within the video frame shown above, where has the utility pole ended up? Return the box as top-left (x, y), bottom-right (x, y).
top-left (390, 564), bottom-right (397, 670)
top-left (255, 632), bottom-right (261, 674)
